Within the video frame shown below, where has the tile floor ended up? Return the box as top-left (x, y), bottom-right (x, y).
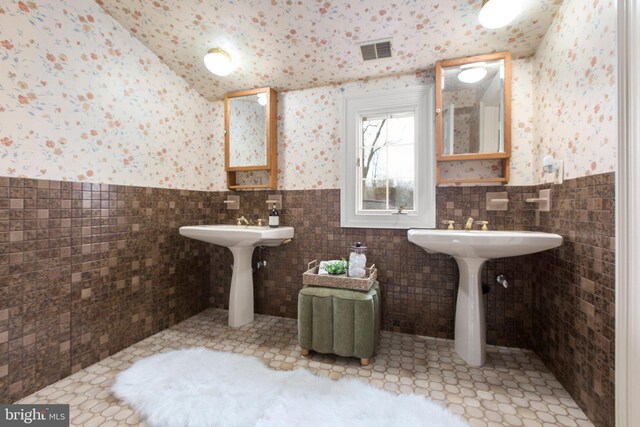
top-left (18, 309), bottom-right (593, 427)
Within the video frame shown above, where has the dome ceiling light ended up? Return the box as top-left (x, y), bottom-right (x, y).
top-left (204, 48), bottom-right (233, 76)
top-left (478, 0), bottom-right (524, 29)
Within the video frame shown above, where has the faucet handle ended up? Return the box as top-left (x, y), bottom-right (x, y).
top-left (475, 220), bottom-right (489, 231)
top-left (257, 218), bottom-right (264, 226)
top-left (441, 220), bottom-right (455, 230)
top-left (236, 217), bottom-right (243, 226)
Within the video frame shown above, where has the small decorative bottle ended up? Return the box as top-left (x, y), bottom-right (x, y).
top-left (269, 203), bottom-right (280, 228)
top-left (348, 242), bottom-right (367, 278)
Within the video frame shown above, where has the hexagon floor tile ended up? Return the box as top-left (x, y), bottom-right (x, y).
top-left (17, 309), bottom-right (594, 427)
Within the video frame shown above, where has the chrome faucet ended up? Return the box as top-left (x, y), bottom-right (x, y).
top-left (464, 217), bottom-right (474, 231)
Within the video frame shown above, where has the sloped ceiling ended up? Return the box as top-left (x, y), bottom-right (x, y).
top-left (96, 0), bottom-right (562, 100)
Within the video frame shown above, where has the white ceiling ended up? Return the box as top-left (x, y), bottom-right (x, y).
top-left (98, 0), bottom-right (562, 100)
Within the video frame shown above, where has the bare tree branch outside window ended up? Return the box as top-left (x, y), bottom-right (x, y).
top-left (360, 115), bottom-right (415, 211)
top-left (362, 119), bottom-right (386, 179)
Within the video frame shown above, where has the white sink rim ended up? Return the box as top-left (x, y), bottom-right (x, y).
top-left (179, 224), bottom-right (294, 248)
top-left (407, 229), bottom-right (563, 259)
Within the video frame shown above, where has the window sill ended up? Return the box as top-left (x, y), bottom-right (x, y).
top-left (340, 212), bottom-right (435, 229)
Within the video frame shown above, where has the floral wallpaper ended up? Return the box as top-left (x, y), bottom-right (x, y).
top-left (0, 0), bottom-right (218, 191)
top-left (1, 0), bottom-right (614, 192)
top-left (96, 0), bottom-right (562, 101)
top-left (532, 0), bottom-right (617, 182)
top-left (442, 89), bottom-right (478, 108)
top-left (510, 58), bottom-right (536, 186)
top-left (228, 98), bottom-right (266, 167)
top-left (439, 160), bottom-right (504, 182)
top-left (442, 88), bottom-right (479, 155)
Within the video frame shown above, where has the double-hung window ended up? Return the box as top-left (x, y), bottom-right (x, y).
top-left (341, 87), bottom-right (435, 228)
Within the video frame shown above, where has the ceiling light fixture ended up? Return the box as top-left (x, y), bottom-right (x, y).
top-left (478, 0), bottom-right (524, 29)
top-left (204, 48), bottom-right (233, 76)
top-left (458, 67), bottom-right (488, 84)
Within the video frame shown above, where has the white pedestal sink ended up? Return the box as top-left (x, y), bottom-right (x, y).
top-left (179, 225), bottom-right (294, 327)
top-left (407, 229), bottom-right (562, 366)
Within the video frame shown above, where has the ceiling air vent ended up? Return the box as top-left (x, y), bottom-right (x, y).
top-left (360, 40), bottom-right (392, 61)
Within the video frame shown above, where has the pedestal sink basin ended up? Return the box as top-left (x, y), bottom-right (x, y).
top-left (180, 225), bottom-right (294, 327)
top-left (407, 229), bottom-right (562, 366)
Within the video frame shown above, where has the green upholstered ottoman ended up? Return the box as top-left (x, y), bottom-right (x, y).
top-left (297, 282), bottom-right (380, 366)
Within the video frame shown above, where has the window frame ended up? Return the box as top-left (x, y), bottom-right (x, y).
top-left (340, 86), bottom-right (436, 229)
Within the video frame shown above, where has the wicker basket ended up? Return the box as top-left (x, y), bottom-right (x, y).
top-left (302, 260), bottom-right (377, 291)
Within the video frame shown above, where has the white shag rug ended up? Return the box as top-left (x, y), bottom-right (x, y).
top-left (112, 348), bottom-right (469, 427)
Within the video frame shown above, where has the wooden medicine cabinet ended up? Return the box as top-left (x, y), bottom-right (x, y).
top-left (435, 52), bottom-right (512, 184)
top-left (224, 87), bottom-right (278, 190)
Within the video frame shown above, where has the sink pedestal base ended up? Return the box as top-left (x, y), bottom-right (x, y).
top-left (228, 246), bottom-right (255, 328)
top-left (453, 257), bottom-right (487, 366)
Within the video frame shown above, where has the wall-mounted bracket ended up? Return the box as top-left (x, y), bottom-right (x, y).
top-left (486, 191), bottom-right (509, 211)
top-left (223, 195), bottom-right (240, 210)
top-left (554, 160), bottom-right (564, 184)
top-left (525, 189), bottom-right (551, 212)
top-left (265, 194), bottom-right (282, 210)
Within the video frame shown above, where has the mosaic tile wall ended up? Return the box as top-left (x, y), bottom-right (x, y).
top-left (0, 177), bottom-right (214, 403)
top-left (207, 186), bottom-right (543, 348)
top-left (531, 172), bottom-right (615, 427)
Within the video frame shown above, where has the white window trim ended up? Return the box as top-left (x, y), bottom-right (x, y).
top-left (340, 86), bottom-right (435, 229)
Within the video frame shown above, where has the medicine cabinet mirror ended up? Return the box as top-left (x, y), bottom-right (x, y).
top-left (224, 87), bottom-right (277, 189)
top-left (435, 52), bottom-right (512, 184)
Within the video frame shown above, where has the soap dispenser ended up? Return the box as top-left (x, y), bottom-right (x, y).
top-left (348, 242), bottom-right (367, 278)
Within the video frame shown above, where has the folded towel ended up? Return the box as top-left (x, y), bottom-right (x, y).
top-left (319, 260), bottom-right (347, 276)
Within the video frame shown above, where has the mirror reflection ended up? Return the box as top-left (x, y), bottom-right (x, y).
top-left (441, 59), bottom-right (505, 155)
top-left (228, 94), bottom-right (267, 167)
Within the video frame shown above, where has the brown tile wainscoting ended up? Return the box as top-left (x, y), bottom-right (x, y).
top-left (0, 177), bottom-right (214, 403)
top-left (532, 172), bottom-right (615, 427)
top-left (207, 186), bottom-right (543, 348)
top-left (0, 172), bottom-right (615, 427)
